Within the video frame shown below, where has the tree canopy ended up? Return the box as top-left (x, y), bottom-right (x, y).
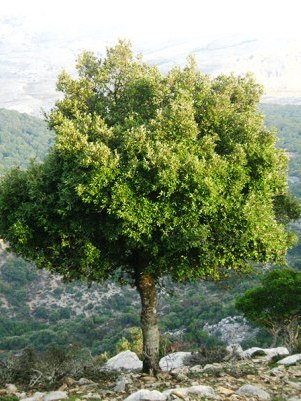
top-left (0, 40), bottom-right (299, 372)
top-left (236, 267), bottom-right (301, 351)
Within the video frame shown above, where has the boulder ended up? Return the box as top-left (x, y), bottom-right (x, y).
top-left (123, 389), bottom-right (167, 401)
top-left (236, 384), bottom-right (271, 400)
top-left (163, 385), bottom-right (217, 399)
top-left (243, 346), bottom-right (289, 359)
top-left (277, 354), bottom-right (301, 366)
top-left (103, 350), bottom-right (143, 371)
top-left (159, 352), bottom-right (191, 371)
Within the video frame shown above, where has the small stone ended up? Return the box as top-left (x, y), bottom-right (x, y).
top-left (269, 365), bottom-right (286, 376)
top-left (42, 391), bottom-right (68, 401)
top-left (123, 389), bottom-right (167, 401)
top-left (77, 378), bottom-right (96, 385)
top-left (225, 344), bottom-right (245, 360)
top-left (22, 392), bottom-right (45, 401)
top-left (156, 371), bottom-right (171, 380)
top-left (114, 375), bottom-right (130, 392)
top-left (140, 376), bottom-right (157, 383)
top-left (82, 394), bottom-right (101, 399)
top-left (64, 377), bottom-right (76, 386)
top-left (189, 364), bottom-right (202, 373)
top-left (164, 385), bottom-right (216, 399)
top-left (236, 384), bottom-right (271, 400)
top-left (187, 385), bottom-right (217, 398)
top-left (217, 386), bottom-right (235, 395)
top-left (285, 379), bottom-right (301, 390)
top-left (5, 384), bottom-right (17, 393)
top-left (169, 390), bottom-right (186, 400)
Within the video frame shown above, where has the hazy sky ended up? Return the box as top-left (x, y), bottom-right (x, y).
top-left (1, 0), bottom-right (300, 42)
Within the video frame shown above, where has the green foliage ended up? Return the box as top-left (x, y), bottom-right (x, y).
top-left (0, 397), bottom-right (19, 401)
top-left (0, 41), bottom-right (297, 287)
top-left (185, 343), bottom-right (228, 366)
top-left (0, 109), bottom-right (52, 173)
top-left (236, 267), bottom-right (301, 350)
top-left (1, 257), bottom-right (38, 288)
top-left (116, 326), bottom-right (143, 357)
top-left (0, 395), bottom-right (19, 401)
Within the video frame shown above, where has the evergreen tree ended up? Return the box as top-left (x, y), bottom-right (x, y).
top-left (0, 41), bottom-right (299, 373)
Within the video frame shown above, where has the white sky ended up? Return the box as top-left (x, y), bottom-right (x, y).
top-left (1, 0), bottom-right (300, 42)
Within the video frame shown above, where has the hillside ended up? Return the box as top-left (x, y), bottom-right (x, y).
top-left (0, 108), bottom-right (52, 173)
top-left (0, 106), bottom-right (300, 357)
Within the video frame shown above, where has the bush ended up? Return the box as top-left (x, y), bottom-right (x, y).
top-left (0, 396), bottom-right (19, 401)
top-left (185, 344), bottom-right (228, 366)
top-left (0, 346), bottom-right (108, 390)
top-left (236, 267), bottom-right (301, 351)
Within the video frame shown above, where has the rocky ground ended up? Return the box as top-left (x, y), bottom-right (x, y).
top-left (1, 348), bottom-right (300, 401)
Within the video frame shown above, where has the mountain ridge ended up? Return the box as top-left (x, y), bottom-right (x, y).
top-left (1, 16), bottom-right (301, 115)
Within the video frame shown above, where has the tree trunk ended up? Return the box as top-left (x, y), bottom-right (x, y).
top-left (285, 319), bottom-right (300, 352)
top-left (136, 271), bottom-right (160, 375)
top-left (270, 325), bottom-right (281, 348)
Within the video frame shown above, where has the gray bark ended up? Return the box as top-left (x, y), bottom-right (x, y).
top-left (136, 271), bottom-right (160, 375)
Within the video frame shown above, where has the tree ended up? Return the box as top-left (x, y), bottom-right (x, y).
top-left (236, 268), bottom-right (301, 351)
top-left (0, 40), bottom-right (299, 373)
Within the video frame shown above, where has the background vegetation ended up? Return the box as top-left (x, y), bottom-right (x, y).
top-left (0, 109), bottom-right (52, 174)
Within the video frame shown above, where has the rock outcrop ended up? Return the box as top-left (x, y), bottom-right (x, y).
top-left (243, 346), bottom-right (289, 360)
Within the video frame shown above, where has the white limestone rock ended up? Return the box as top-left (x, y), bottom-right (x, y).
top-left (123, 389), bottom-right (167, 401)
top-left (204, 315), bottom-right (257, 344)
top-left (114, 375), bottom-right (132, 392)
top-left (163, 385), bottom-right (217, 399)
top-left (243, 346), bottom-right (289, 360)
top-left (277, 354), bottom-right (301, 366)
top-left (236, 384), bottom-right (271, 400)
top-left (20, 392), bottom-right (45, 401)
top-left (77, 378), bottom-right (96, 385)
top-left (103, 350), bottom-right (143, 371)
top-left (225, 343), bottom-right (245, 360)
top-left (42, 391), bottom-right (68, 401)
top-left (5, 384), bottom-right (18, 393)
top-left (159, 352), bottom-right (192, 371)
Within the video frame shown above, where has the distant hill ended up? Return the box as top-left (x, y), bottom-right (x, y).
top-left (1, 16), bottom-right (301, 115)
top-left (0, 109), bottom-right (53, 174)
top-left (260, 104), bottom-right (301, 197)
